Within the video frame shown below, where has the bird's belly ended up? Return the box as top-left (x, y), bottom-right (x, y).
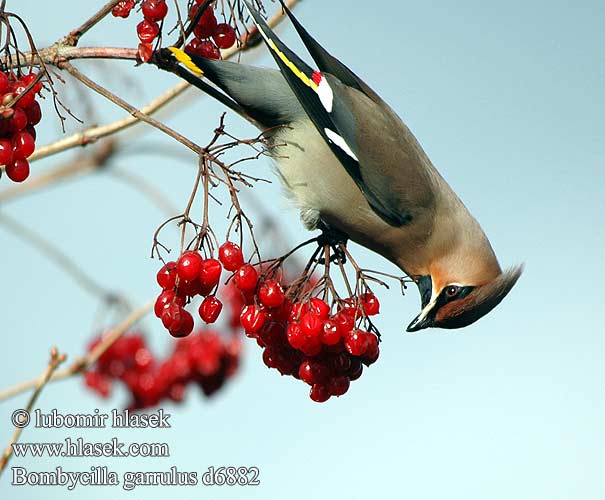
top-left (270, 120), bottom-right (365, 228)
top-left (268, 120), bottom-right (430, 274)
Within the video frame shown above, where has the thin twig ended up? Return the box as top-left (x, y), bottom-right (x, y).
top-left (0, 348), bottom-right (66, 475)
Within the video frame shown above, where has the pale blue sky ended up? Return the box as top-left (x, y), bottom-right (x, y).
top-left (1, 1), bottom-right (604, 499)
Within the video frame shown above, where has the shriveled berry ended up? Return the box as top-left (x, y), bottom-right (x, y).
top-left (156, 261), bottom-right (177, 289)
top-left (137, 43), bottom-right (154, 63)
top-left (212, 23), bottom-right (236, 49)
top-left (112, 0), bottom-right (135, 18)
top-left (177, 251), bottom-right (203, 283)
top-left (5, 159), bottom-right (29, 182)
top-left (137, 20), bottom-right (160, 43)
top-left (199, 296), bottom-right (223, 323)
top-left (344, 329), bottom-right (370, 356)
top-left (258, 279), bottom-right (285, 308)
top-left (199, 258), bottom-right (222, 288)
top-left (218, 242), bottom-right (244, 271)
top-left (233, 264), bottom-right (258, 293)
top-left (141, 0), bottom-right (168, 22)
top-left (310, 384), bottom-right (331, 403)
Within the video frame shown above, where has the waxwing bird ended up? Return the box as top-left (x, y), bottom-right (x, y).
top-left (155, 1), bottom-right (522, 331)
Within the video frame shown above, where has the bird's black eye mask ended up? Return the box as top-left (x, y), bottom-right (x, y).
top-left (435, 284), bottom-right (475, 308)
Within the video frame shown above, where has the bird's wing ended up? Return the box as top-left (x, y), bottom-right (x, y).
top-left (244, 1), bottom-right (435, 226)
top-left (276, 0), bottom-right (383, 105)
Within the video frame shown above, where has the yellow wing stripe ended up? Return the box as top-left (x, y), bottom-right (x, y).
top-left (167, 47), bottom-right (204, 77)
top-left (267, 39), bottom-right (318, 91)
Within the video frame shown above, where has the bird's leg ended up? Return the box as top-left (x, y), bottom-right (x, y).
top-left (316, 222), bottom-right (348, 265)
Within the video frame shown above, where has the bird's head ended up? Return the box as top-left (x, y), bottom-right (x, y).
top-left (406, 265), bottom-right (523, 332)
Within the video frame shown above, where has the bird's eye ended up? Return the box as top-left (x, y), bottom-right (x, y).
top-left (445, 285), bottom-right (460, 298)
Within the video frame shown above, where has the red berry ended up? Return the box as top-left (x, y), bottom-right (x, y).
top-left (5, 159), bottom-right (29, 182)
top-left (156, 261), bottom-right (177, 289)
top-left (332, 352), bottom-right (352, 374)
top-left (321, 319), bottom-right (341, 345)
top-left (361, 293), bottom-right (380, 316)
top-left (0, 72), bottom-right (8, 93)
top-left (344, 329), bottom-right (370, 356)
top-left (141, 0), bottom-right (168, 22)
top-left (199, 296), bottom-right (223, 323)
top-left (0, 138), bottom-right (13, 166)
top-left (286, 322), bottom-right (305, 349)
top-left (10, 107), bottom-right (27, 131)
top-left (299, 335), bottom-right (322, 356)
top-left (300, 312), bottom-right (323, 339)
top-left (161, 303), bottom-right (194, 337)
top-left (199, 258), bottom-right (222, 288)
top-left (328, 376), bottom-right (350, 396)
top-left (218, 242), bottom-right (244, 271)
top-left (310, 384), bottom-right (331, 403)
top-left (333, 311), bottom-right (355, 333)
top-left (258, 279), bottom-right (285, 308)
top-left (137, 20), bottom-right (160, 43)
top-left (362, 334), bottom-right (379, 365)
top-left (20, 73), bottom-right (43, 94)
top-left (212, 23), bottom-right (236, 49)
top-left (13, 83), bottom-right (35, 108)
top-left (289, 302), bottom-right (309, 322)
top-left (190, 6), bottom-right (217, 39)
top-left (177, 251), bottom-right (203, 283)
top-left (24, 101), bottom-right (42, 126)
top-left (137, 43), bottom-right (154, 63)
top-left (348, 359), bottom-right (363, 381)
top-left (176, 277), bottom-right (204, 297)
top-left (12, 130), bottom-right (35, 160)
top-left (298, 359), bottom-right (329, 385)
top-left (184, 38), bottom-right (205, 57)
top-left (198, 40), bottom-right (221, 60)
top-left (239, 305), bottom-right (267, 335)
top-left (309, 298), bottom-right (330, 319)
top-left (233, 264), bottom-right (258, 293)
top-left (112, 0), bottom-right (135, 18)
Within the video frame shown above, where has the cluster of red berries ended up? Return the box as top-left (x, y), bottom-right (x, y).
top-left (0, 71), bottom-right (42, 183)
top-left (84, 330), bottom-right (240, 409)
top-left (112, 0), bottom-right (237, 62)
top-left (154, 241), bottom-right (246, 337)
top-left (184, 2), bottom-right (237, 60)
top-left (112, 0), bottom-right (168, 62)
top-left (237, 284), bottom-right (381, 402)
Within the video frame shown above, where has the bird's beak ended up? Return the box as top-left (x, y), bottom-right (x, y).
top-left (406, 301), bottom-right (435, 332)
